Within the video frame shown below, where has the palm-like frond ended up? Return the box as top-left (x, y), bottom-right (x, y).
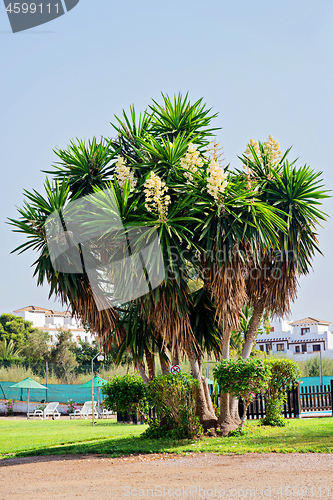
top-left (44, 138), bottom-right (118, 197)
top-left (149, 92), bottom-right (219, 145)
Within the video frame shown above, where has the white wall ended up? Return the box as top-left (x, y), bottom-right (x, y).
top-left (14, 310), bottom-right (45, 327)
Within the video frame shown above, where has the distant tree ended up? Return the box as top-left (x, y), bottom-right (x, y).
top-left (50, 329), bottom-right (78, 382)
top-left (73, 339), bottom-right (100, 367)
top-left (21, 330), bottom-right (51, 364)
top-left (0, 314), bottom-right (38, 348)
top-left (301, 356), bottom-right (333, 377)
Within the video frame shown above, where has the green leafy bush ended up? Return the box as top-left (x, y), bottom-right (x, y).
top-left (213, 358), bottom-right (271, 429)
top-left (143, 373), bottom-right (201, 439)
top-left (262, 358), bottom-right (301, 427)
top-left (102, 374), bottom-right (148, 418)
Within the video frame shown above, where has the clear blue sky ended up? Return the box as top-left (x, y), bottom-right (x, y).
top-left (1, 0), bottom-right (333, 322)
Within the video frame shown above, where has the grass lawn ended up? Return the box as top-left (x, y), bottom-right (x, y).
top-left (0, 417), bottom-right (332, 459)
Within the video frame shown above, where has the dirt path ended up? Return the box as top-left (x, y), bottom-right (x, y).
top-left (1, 453), bottom-right (332, 499)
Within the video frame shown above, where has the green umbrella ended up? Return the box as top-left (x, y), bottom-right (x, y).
top-left (10, 377), bottom-right (47, 415)
top-left (80, 376), bottom-right (107, 417)
top-left (80, 375), bottom-right (107, 388)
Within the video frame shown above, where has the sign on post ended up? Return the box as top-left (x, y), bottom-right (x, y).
top-left (170, 365), bottom-right (181, 374)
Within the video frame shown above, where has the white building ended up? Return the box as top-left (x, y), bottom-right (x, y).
top-left (256, 316), bottom-right (333, 359)
top-left (13, 306), bottom-right (96, 345)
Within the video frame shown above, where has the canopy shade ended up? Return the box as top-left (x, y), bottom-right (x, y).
top-left (10, 377), bottom-right (47, 390)
top-left (80, 375), bottom-right (107, 388)
top-left (10, 377), bottom-right (47, 416)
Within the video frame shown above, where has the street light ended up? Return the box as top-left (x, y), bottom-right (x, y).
top-left (92, 351), bottom-right (104, 427)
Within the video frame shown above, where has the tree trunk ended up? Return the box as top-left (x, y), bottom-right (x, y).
top-left (240, 401), bottom-right (250, 430)
top-left (136, 360), bottom-right (149, 384)
top-left (144, 347), bottom-right (155, 380)
top-left (230, 396), bottom-right (241, 425)
top-left (241, 299), bottom-right (265, 359)
top-left (218, 326), bottom-right (239, 435)
top-left (171, 352), bottom-right (179, 366)
top-left (202, 376), bottom-right (216, 415)
top-left (186, 347), bottom-right (217, 431)
top-left (159, 351), bottom-right (169, 375)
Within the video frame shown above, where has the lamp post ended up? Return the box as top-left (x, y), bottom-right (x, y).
top-left (319, 350), bottom-right (323, 386)
top-left (92, 351), bottom-right (104, 427)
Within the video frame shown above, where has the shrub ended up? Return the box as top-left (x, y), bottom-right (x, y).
top-left (213, 358), bottom-right (271, 429)
top-left (65, 399), bottom-right (79, 414)
top-left (102, 374), bottom-right (148, 418)
top-left (262, 358), bottom-right (301, 427)
top-left (34, 403), bottom-right (46, 412)
top-left (4, 399), bottom-right (15, 416)
top-left (143, 373), bottom-right (201, 439)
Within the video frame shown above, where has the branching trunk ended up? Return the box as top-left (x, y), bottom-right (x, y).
top-left (242, 299), bottom-right (265, 359)
top-left (186, 347), bottom-right (217, 431)
top-left (230, 396), bottom-right (241, 425)
top-left (202, 376), bottom-right (215, 415)
top-left (240, 400), bottom-right (251, 430)
top-left (218, 325), bottom-right (239, 435)
top-left (159, 351), bottom-right (169, 375)
top-left (144, 347), bottom-right (155, 380)
top-left (171, 351), bottom-right (179, 366)
top-left (136, 360), bottom-right (149, 384)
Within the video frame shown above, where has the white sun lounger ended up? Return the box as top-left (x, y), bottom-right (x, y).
top-left (71, 401), bottom-right (98, 419)
top-left (28, 401), bottom-right (60, 420)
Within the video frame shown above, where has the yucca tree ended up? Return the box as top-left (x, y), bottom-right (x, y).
top-left (239, 140), bottom-right (328, 359)
top-left (11, 94), bottom-right (323, 434)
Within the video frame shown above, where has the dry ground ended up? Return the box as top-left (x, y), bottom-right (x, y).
top-left (1, 453), bottom-right (332, 499)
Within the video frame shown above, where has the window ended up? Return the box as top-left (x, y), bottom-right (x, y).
top-left (259, 345), bottom-right (264, 352)
top-left (277, 344), bottom-right (284, 351)
top-left (301, 327), bottom-right (310, 335)
top-left (76, 336), bottom-right (80, 343)
top-left (266, 343), bottom-right (272, 353)
top-left (302, 343), bottom-right (307, 352)
top-left (270, 327), bottom-right (275, 332)
top-left (85, 336), bottom-right (88, 343)
top-left (295, 346), bottom-right (300, 353)
top-left (313, 344), bottom-right (321, 352)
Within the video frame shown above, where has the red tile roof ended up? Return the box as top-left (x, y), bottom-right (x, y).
top-left (13, 305), bottom-right (71, 316)
top-left (289, 317), bottom-right (331, 326)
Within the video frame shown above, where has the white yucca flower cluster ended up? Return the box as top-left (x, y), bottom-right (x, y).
top-left (114, 156), bottom-right (137, 190)
top-left (207, 158), bottom-right (228, 204)
top-left (144, 171), bottom-right (171, 221)
top-left (244, 135), bottom-right (281, 167)
top-left (180, 143), bottom-right (203, 182)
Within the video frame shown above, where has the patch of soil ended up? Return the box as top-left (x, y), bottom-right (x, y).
top-left (0, 453), bottom-right (332, 499)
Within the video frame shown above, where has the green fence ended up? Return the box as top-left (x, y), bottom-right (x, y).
top-left (0, 381), bottom-right (104, 404)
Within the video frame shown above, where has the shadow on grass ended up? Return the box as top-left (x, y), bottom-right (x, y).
top-left (1, 419), bottom-right (332, 462)
top-left (0, 434), bottom-right (189, 461)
